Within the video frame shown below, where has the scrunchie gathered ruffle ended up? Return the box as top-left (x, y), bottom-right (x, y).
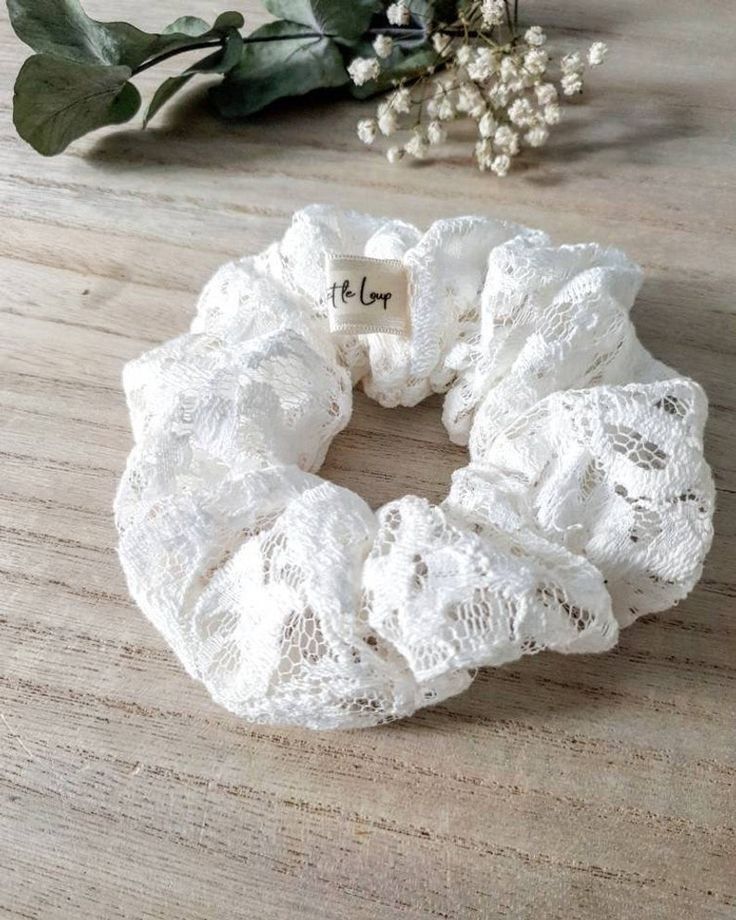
top-left (115, 205), bottom-right (714, 729)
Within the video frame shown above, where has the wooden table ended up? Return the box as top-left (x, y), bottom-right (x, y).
top-left (2, 2), bottom-right (734, 917)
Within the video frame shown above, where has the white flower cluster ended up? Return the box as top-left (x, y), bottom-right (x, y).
top-left (386, 1), bottom-right (410, 27)
top-left (352, 1), bottom-right (609, 175)
top-left (348, 56), bottom-right (381, 87)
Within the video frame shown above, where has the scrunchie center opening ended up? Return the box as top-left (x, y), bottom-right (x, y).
top-left (322, 390), bottom-right (468, 510)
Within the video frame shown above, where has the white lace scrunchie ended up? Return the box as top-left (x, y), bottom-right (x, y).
top-left (115, 205), bottom-right (715, 730)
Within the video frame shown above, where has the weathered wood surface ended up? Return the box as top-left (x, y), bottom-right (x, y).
top-left (1, 2), bottom-right (734, 918)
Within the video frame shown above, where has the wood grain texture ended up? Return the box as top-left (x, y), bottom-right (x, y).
top-left (1, 2), bottom-right (734, 918)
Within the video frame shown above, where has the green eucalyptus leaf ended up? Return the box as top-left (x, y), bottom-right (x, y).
top-left (144, 30), bottom-right (244, 126)
top-left (211, 19), bottom-right (348, 118)
top-left (144, 74), bottom-right (194, 127)
top-left (13, 53), bottom-right (140, 155)
top-left (147, 13), bottom-right (244, 62)
top-left (263, 0), bottom-right (379, 43)
top-left (409, 0), bottom-right (460, 26)
top-left (162, 16), bottom-right (211, 37)
top-left (213, 12), bottom-right (246, 32)
top-left (208, 29), bottom-right (245, 72)
top-left (7, 0), bottom-right (158, 67)
top-left (7, 1), bottom-right (246, 70)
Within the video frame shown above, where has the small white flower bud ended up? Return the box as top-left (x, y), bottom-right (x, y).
top-left (524, 26), bottom-right (547, 46)
top-left (523, 48), bottom-right (548, 76)
top-left (357, 118), bottom-right (377, 145)
top-left (481, 0), bottom-right (505, 27)
top-left (432, 33), bottom-right (452, 56)
top-left (468, 47), bottom-right (497, 82)
top-left (405, 128), bottom-right (429, 159)
top-left (475, 139), bottom-right (494, 171)
top-left (535, 82), bottom-right (557, 106)
top-left (508, 97), bottom-right (534, 127)
top-left (391, 87), bottom-right (412, 114)
top-left (561, 52), bottom-right (583, 75)
top-left (500, 56), bottom-right (519, 83)
top-left (456, 44), bottom-right (473, 66)
top-left (524, 125), bottom-right (549, 147)
top-left (386, 1), bottom-right (410, 26)
top-left (588, 42), bottom-right (608, 66)
top-left (491, 153), bottom-right (511, 177)
top-left (348, 57), bottom-right (380, 87)
top-left (373, 35), bottom-right (393, 59)
top-left (437, 96), bottom-right (456, 121)
top-left (377, 102), bottom-right (399, 135)
top-left (543, 103), bottom-right (561, 125)
top-left (427, 120), bottom-right (447, 145)
top-left (561, 73), bottom-right (583, 95)
top-left (478, 111), bottom-right (497, 138)
top-left (494, 125), bottom-right (519, 155)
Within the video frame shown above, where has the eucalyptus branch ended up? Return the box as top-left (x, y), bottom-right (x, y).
top-left (132, 32), bottom-right (339, 77)
top-left (7, 0), bottom-right (610, 168)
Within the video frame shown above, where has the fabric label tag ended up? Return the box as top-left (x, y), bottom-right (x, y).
top-left (325, 254), bottom-right (410, 336)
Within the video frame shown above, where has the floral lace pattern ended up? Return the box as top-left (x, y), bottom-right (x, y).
top-left (115, 206), bottom-right (714, 729)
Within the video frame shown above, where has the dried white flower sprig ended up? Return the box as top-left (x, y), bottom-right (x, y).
top-left (353, 1), bottom-right (608, 175)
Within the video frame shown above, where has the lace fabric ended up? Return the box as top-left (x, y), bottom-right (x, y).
top-left (115, 205), bottom-right (714, 729)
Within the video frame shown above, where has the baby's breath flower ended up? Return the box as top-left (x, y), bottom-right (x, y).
top-left (561, 73), bottom-right (583, 95)
top-left (487, 81), bottom-right (511, 108)
top-left (510, 75), bottom-right (529, 94)
top-left (475, 138), bottom-right (494, 171)
top-left (354, 1), bottom-right (608, 176)
top-left (491, 153), bottom-right (511, 177)
top-left (535, 82), bottom-right (558, 106)
top-left (523, 48), bottom-right (548, 76)
top-left (391, 86), bottom-right (412, 114)
top-left (508, 97), bottom-right (534, 127)
top-left (437, 95), bottom-right (456, 121)
top-left (348, 56), bottom-right (380, 86)
top-left (468, 47), bottom-right (497, 82)
top-left (373, 35), bottom-right (393, 59)
top-left (481, 0), bottom-right (505, 28)
top-left (456, 44), bottom-right (473, 66)
top-left (405, 128), bottom-right (429, 159)
top-left (588, 41), bottom-right (608, 66)
top-left (432, 33), bottom-right (452, 56)
top-left (456, 83), bottom-right (477, 112)
top-left (386, 1), bottom-right (410, 26)
top-left (457, 81), bottom-right (486, 119)
top-left (525, 26), bottom-right (547, 46)
top-left (377, 101), bottom-right (399, 135)
top-left (500, 56), bottom-right (519, 83)
top-left (561, 52), bottom-right (584, 75)
top-left (357, 118), bottom-right (377, 144)
top-left (494, 125), bottom-right (520, 155)
top-left (543, 103), bottom-right (561, 124)
top-left (524, 125), bottom-right (549, 147)
top-left (427, 120), bottom-right (447, 145)
top-left (478, 111), bottom-right (497, 138)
